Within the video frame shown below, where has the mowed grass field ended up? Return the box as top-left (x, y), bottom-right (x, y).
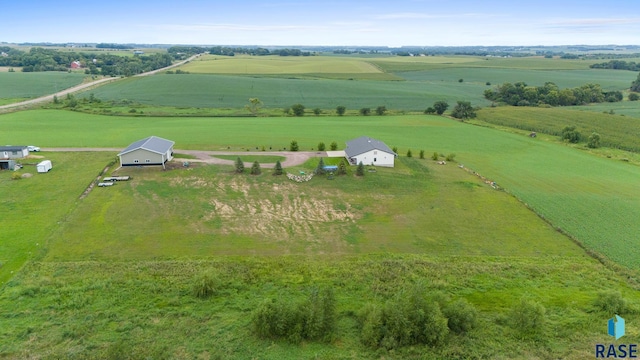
top-left (2, 110), bottom-right (640, 270)
top-left (0, 72), bottom-right (86, 105)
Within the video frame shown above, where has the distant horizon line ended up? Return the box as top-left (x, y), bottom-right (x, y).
top-left (2, 41), bottom-right (640, 49)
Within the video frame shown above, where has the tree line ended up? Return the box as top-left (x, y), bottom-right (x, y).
top-left (484, 81), bottom-right (623, 107)
top-left (0, 47), bottom-right (173, 76)
top-left (167, 46), bottom-right (312, 58)
top-left (590, 60), bottom-right (640, 71)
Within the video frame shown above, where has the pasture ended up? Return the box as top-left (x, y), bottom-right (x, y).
top-left (0, 72), bottom-right (86, 105)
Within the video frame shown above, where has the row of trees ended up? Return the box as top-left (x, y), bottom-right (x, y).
top-left (631, 73), bottom-right (640, 92)
top-left (167, 46), bottom-right (311, 58)
top-left (590, 60), bottom-right (640, 71)
top-left (425, 100), bottom-right (477, 120)
top-left (0, 47), bottom-right (173, 75)
top-left (484, 82), bottom-right (623, 107)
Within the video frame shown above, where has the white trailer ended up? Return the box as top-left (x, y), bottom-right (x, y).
top-left (36, 160), bottom-right (52, 173)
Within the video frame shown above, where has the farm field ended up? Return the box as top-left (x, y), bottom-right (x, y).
top-left (0, 72), bottom-right (86, 105)
top-left (76, 55), bottom-right (639, 113)
top-left (476, 106), bottom-right (640, 152)
top-left (2, 150), bottom-right (639, 358)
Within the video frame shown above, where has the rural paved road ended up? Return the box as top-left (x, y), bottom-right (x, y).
top-left (0, 54), bottom-right (202, 112)
top-left (43, 148), bottom-right (327, 169)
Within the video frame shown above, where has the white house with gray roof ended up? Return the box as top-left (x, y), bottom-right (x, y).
top-left (344, 136), bottom-right (396, 167)
top-left (118, 136), bottom-right (174, 169)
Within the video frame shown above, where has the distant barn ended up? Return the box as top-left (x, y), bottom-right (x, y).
top-left (118, 136), bottom-right (174, 169)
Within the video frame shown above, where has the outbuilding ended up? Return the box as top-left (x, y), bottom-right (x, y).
top-left (344, 136), bottom-right (396, 167)
top-left (1, 146), bottom-right (29, 159)
top-left (118, 136), bottom-right (175, 169)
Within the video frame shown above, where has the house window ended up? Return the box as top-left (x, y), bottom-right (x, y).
top-left (133, 159), bottom-right (139, 163)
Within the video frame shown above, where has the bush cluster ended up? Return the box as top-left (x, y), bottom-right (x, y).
top-left (252, 287), bottom-right (336, 343)
top-left (359, 287), bottom-right (478, 350)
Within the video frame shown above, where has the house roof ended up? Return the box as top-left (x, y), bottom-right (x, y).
top-left (118, 136), bottom-right (174, 156)
top-left (344, 136), bottom-right (395, 158)
top-left (0, 146), bottom-right (27, 152)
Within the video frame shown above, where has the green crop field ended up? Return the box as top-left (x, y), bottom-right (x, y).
top-left (0, 72), bottom-right (86, 103)
top-left (179, 54), bottom-right (389, 78)
top-left (476, 106), bottom-right (640, 152)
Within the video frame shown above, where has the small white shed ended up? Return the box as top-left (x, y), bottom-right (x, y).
top-left (36, 160), bottom-right (52, 173)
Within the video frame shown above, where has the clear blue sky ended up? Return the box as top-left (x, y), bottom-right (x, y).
top-left (2, 0), bottom-right (639, 46)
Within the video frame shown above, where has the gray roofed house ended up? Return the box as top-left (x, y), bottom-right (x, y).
top-left (1, 146), bottom-right (29, 159)
top-left (118, 136), bottom-right (174, 169)
top-left (344, 136), bottom-right (396, 167)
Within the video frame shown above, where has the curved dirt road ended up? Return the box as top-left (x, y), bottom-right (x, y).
top-left (0, 54), bottom-right (201, 112)
top-left (43, 148), bottom-right (326, 169)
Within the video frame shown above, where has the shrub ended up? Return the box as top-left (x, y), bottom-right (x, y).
top-left (451, 101), bottom-right (477, 120)
top-left (356, 162), bottom-right (365, 176)
top-left (11, 172), bottom-right (22, 180)
top-left (443, 299), bottom-right (478, 334)
top-left (458, 78), bottom-right (464, 83)
top-left (250, 161), bottom-right (261, 175)
top-left (234, 157), bottom-right (244, 173)
top-left (433, 101), bottom-right (449, 115)
top-left (359, 107), bottom-right (371, 116)
top-left (587, 132), bottom-right (601, 148)
top-left (291, 104), bottom-right (305, 116)
top-left (432, 152), bottom-right (439, 160)
top-left (273, 160), bottom-right (283, 175)
top-left (336, 105), bottom-right (346, 116)
top-left (330, 141), bottom-right (338, 151)
top-left (317, 142), bottom-right (325, 151)
top-left (313, 108), bottom-right (321, 116)
top-left (509, 298), bottom-right (546, 339)
top-left (375, 106), bottom-right (387, 115)
top-left (445, 153), bottom-right (456, 161)
top-left (424, 107), bottom-right (436, 114)
top-left (629, 93), bottom-right (639, 101)
top-left (290, 140), bottom-right (299, 152)
top-left (392, 146), bottom-right (398, 154)
top-left (192, 271), bottom-right (219, 299)
top-left (561, 126), bottom-right (581, 143)
top-left (594, 290), bottom-right (627, 314)
top-left (406, 149), bottom-right (412, 158)
top-left (419, 150), bottom-right (425, 159)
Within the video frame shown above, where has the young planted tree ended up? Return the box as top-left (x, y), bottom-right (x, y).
top-left (273, 160), bottom-right (283, 175)
top-left (419, 150), bottom-right (425, 159)
top-left (356, 162), bottom-right (365, 176)
top-left (337, 159), bottom-right (348, 175)
top-left (250, 161), bottom-right (261, 175)
top-left (432, 152), bottom-right (439, 160)
top-left (336, 105), bottom-right (346, 116)
top-left (290, 140), bottom-right (299, 151)
top-left (317, 142), bottom-right (326, 151)
top-left (330, 141), bottom-right (338, 151)
top-left (235, 157), bottom-right (244, 173)
top-left (406, 149), bottom-right (412, 158)
top-left (315, 157), bottom-right (326, 175)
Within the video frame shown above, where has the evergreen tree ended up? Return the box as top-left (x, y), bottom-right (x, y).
top-left (315, 158), bottom-right (326, 175)
top-left (250, 160), bottom-right (261, 175)
top-left (274, 160), bottom-right (283, 175)
top-left (356, 162), bottom-right (365, 176)
top-left (338, 159), bottom-right (348, 175)
top-left (235, 157), bottom-right (244, 173)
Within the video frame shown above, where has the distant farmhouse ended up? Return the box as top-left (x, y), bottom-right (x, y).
top-left (118, 136), bottom-right (174, 169)
top-left (344, 136), bottom-right (396, 167)
top-left (70, 60), bottom-right (82, 69)
top-left (1, 145), bottom-right (29, 159)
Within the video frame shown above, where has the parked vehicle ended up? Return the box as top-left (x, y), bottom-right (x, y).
top-left (27, 146), bottom-right (40, 152)
top-left (36, 160), bottom-right (52, 173)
